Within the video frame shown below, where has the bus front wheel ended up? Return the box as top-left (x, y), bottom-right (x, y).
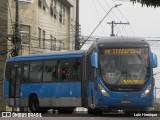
top-left (29, 96), bottom-right (40, 113)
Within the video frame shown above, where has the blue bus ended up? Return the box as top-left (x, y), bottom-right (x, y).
top-left (3, 37), bottom-right (158, 113)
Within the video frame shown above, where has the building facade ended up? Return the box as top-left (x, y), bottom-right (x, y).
top-left (0, 0), bottom-right (78, 79)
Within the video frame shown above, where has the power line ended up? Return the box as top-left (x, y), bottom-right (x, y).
top-left (92, 0), bottom-right (106, 36)
top-left (112, 0), bottom-right (135, 36)
top-left (96, 0), bottom-right (127, 36)
top-left (86, 4), bottom-right (122, 40)
top-left (103, 0), bottom-right (130, 36)
top-left (104, 0), bottom-right (121, 21)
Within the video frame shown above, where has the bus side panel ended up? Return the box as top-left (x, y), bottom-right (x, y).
top-left (87, 81), bottom-right (95, 108)
top-left (20, 84), bottom-right (37, 107)
top-left (21, 82), bottom-right (82, 107)
top-left (69, 82), bottom-right (82, 106)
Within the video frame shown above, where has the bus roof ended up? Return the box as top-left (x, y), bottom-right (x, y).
top-left (97, 37), bottom-right (150, 48)
top-left (7, 50), bottom-right (85, 62)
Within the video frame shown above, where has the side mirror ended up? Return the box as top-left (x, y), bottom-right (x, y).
top-left (91, 52), bottom-right (98, 68)
top-left (151, 52), bottom-right (158, 68)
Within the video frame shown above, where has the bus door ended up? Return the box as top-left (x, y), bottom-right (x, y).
top-left (58, 59), bottom-right (71, 106)
top-left (58, 59), bottom-right (82, 107)
top-left (9, 67), bottom-right (21, 106)
top-left (69, 59), bottom-right (82, 107)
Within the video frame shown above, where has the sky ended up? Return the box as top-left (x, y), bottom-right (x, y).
top-left (79, 0), bottom-right (160, 96)
top-left (79, 0), bottom-right (160, 37)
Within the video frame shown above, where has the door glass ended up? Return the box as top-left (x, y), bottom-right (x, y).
top-left (16, 67), bottom-right (21, 97)
top-left (9, 67), bottom-right (21, 98)
top-left (72, 59), bottom-right (81, 81)
top-left (9, 68), bottom-right (16, 98)
top-left (60, 60), bottom-right (70, 81)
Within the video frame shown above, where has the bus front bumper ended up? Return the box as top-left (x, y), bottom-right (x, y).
top-left (96, 97), bottom-right (153, 111)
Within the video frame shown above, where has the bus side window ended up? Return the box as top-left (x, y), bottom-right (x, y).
top-left (43, 60), bottom-right (59, 82)
top-left (29, 61), bottom-right (43, 82)
top-left (60, 60), bottom-right (70, 81)
top-left (10, 68), bottom-right (16, 97)
top-left (72, 59), bottom-right (81, 81)
top-left (22, 62), bottom-right (29, 83)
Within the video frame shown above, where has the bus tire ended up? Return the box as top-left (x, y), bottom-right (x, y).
top-left (88, 108), bottom-right (102, 115)
top-left (58, 107), bottom-right (74, 114)
top-left (29, 96), bottom-right (40, 113)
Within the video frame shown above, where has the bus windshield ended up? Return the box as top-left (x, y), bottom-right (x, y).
top-left (99, 48), bottom-right (149, 92)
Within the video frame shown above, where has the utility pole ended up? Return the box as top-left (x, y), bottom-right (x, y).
top-left (107, 21), bottom-right (129, 36)
top-left (75, 0), bottom-right (80, 50)
top-left (12, 0), bottom-right (21, 56)
top-left (86, 4), bottom-right (122, 41)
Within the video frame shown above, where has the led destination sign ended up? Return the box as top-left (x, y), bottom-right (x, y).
top-left (103, 48), bottom-right (142, 54)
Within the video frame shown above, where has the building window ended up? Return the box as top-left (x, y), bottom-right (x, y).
top-left (56, 40), bottom-right (64, 51)
top-left (63, 7), bottom-right (66, 25)
top-left (43, 5), bottom-right (46, 11)
top-left (38, 27), bottom-right (41, 48)
top-left (38, 28), bottom-right (45, 49)
top-left (50, 0), bottom-right (57, 18)
top-left (51, 0), bottom-right (56, 6)
top-left (50, 35), bottom-right (56, 50)
top-left (59, 5), bottom-right (63, 23)
top-left (20, 25), bottom-right (30, 44)
top-left (59, 12), bottom-right (62, 23)
top-left (42, 30), bottom-right (45, 49)
top-left (59, 5), bottom-right (65, 24)
top-left (39, 0), bottom-right (48, 11)
top-left (60, 41), bottom-right (64, 50)
top-left (38, 0), bottom-right (42, 8)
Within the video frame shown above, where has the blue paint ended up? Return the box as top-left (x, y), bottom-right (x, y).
top-left (20, 82), bottom-right (81, 99)
top-left (7, 51), bottom-right (84, 62)
top-left (4, 80), bottom-right (9, 98)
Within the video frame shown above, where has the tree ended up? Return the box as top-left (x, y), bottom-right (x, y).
top-left (132, 0), bottom-right (160, 7)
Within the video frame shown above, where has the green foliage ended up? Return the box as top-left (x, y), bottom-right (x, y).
top-left (132, 0), bottom-right (160, 7)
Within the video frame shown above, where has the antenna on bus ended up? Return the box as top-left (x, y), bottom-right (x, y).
top-left (86, 4), bottom-right (122, 41)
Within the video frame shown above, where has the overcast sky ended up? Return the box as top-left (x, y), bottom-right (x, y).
top-left (79, 0), bottom-right (160, 37)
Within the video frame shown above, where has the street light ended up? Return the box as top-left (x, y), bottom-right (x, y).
top-left (86, 4), bottom-right (122, 40)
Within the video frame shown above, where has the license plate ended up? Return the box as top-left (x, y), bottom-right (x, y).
top-left (121, 100), bottom-right (130, 104)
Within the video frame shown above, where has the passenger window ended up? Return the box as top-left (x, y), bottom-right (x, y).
top-left (60, 60), bottom-right (70, 81)
top-left (29, 61), bottom-right (43, 82)
top-left (43, 60), bottom-right (59, 81)
top-left (72, 59), bottom-right (81, 81)
top-left (22, 62), bottom-right (29, 83)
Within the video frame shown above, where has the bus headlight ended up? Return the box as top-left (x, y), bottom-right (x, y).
top-left (141, 84), bottom-right (151, 97)
top-left (99, 85), bottom-right (110, 97)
